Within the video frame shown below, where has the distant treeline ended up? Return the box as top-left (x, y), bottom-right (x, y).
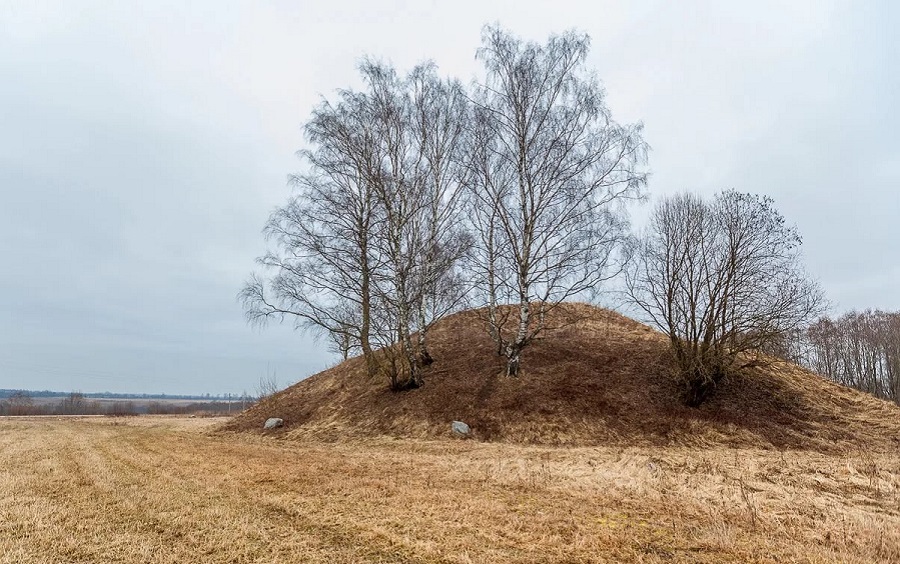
top-left (0, 392), bottom-right (255, 417)
top-left (767, 310), bottom-right (900, 404)
top-left (0, 389), bottom-right (239, 400)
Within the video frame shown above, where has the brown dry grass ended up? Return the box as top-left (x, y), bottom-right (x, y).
top-left (1, 416), bottom-right (899, 563)
top-left (224, 303), bottom-right (900, 453)
top-left (8, 305), bottom-right (898, 561)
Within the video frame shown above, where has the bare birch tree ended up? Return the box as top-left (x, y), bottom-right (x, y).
top-left (361, 60), bottom-right (471, 388)
top-left (407, 63), bottom-right (473, 366)
top-left (241, 60), bottom-right (470, 389)
top-left (466, 26), bottom-right (648, 377)
top-left (626, 190), bottom-right (825, 406)
top-left (239, 84), bottom-right (384, 376)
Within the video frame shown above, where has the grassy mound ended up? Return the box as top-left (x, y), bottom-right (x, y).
top-left (222, 303), bottom-right (900, 451)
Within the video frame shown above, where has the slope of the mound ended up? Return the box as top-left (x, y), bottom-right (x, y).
top-left (222, 303), bottom-right (900, 451)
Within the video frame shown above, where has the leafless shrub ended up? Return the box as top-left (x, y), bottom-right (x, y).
top-left (256, 370), bottom-right (280, 400)
top-left (626, 191), bottom-right (825, 406)
top-left (2, 391), bottom-right (36, 416)
top-left (104, 401), bottom-right (138, 417)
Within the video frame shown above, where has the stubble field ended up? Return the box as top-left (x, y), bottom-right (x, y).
top-left (1, 416), bottom-right (898, 563)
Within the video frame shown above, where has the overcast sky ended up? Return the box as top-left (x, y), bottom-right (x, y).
top-left (1, 1), bottom-right (897, 395)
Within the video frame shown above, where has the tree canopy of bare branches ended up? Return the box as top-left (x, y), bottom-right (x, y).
top-left (240, 60), bottom-right (470, 389)
top-left (240, 77), bottom-right (382, 374)
top-left (242, 25), bottom-right (651, 388)
top-left (804, 310), bottom-right (900, 403)
top-left (465, 25), bottom-right (648, 377)
top-left (626, 190), bottom-right (825, 406)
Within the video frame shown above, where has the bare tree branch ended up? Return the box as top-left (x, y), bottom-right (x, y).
top-left (465, 25), bottom-right (648, 377)
top-left (625, 190), bottom-right (825, 406)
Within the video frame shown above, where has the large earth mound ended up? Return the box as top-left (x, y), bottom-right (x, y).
top-left (222, 303), bottom-right (900, 451)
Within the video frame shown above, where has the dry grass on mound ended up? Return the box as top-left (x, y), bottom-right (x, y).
top-left (223, 303), bottom-right (900, 452)
top-left (3, 417), bottom-right (900, 563)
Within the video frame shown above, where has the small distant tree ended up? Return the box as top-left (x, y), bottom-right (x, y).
top-left (58, 391), bottom-right (87, 415)
top-left (466, 25), bottom-right (648, 377)
top-left (256, 366), bottom-right (280, 400)
top-left (5, 391), bottom-right (34, 416)
top-left (625, 190), bottom-right (825, 406)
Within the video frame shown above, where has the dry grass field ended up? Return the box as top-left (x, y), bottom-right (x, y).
top-left (1, 415), bottom-right (899, 563)
top-left (6, 305), bottom-right (899, 562)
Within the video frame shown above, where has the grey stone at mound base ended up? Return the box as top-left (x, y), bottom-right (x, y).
top-left (451, 420), bottom-right (470, 437)
top-left (264, 417), bottom-right (284, 430)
